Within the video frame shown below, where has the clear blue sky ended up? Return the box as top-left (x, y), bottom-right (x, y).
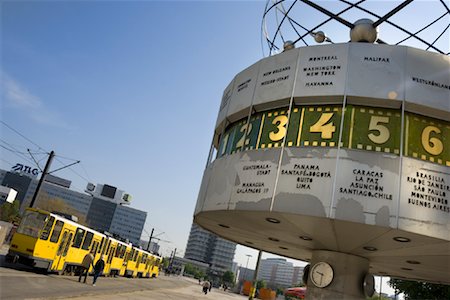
top-left (1, 1), bottom-right (448, 294)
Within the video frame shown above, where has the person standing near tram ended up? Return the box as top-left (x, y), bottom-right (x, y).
top-left (92, 255), bottom-right (105, 286)
top-left (78, 252), bottom-right (94, 283)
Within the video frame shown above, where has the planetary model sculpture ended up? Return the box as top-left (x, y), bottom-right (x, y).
top-left (194, 1), bottom-right (449, 299)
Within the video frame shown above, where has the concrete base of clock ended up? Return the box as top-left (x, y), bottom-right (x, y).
top-left (306, 250), bottom-right (370, 299)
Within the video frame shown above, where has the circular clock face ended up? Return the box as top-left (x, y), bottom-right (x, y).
top-left (363, 274), bottom-right (375, 297)
top-left (310, 262), bottom-right (334, 288)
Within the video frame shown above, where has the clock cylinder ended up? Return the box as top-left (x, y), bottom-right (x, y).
top-left (194, 43), bottom-right (450, 287)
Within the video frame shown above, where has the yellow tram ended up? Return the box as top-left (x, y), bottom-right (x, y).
top-left (7, 208), bottom-right (161, 278)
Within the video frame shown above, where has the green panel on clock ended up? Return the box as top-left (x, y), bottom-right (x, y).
top-left (257, 107), bottom-right (301, 149)
top-left (218, 123), bottom-right (239, 157)
top-left (298, 106), bottom-right (346, 148)
top-left (229, 113), bottom-right (263, 153)
top-left (405, 113), bottom-right (449, 166)
top-left (348, 106), bottom-right (401, 155)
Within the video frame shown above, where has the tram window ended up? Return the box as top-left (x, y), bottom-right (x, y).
top-left (98, 237), bottom-right (105, 254)
top-left (107, 247), bottom-right (114, 263)
top-left (120, 247), bottom-right (126, 258)
top-left (128, 249), bottom-right (134, 262)
top-left (104, 240), bottom-right (111, 255)
top-left (115, 245), bottom-right (121, 257)
top-left (50, 221), bottom-right (64, 243)
top-left (17, 211), bottom-right (47, 238)
top-left (63, 233), bottom-right (73, 256)
top-left (118, 245), bottom-right (125, 258)
top-left (72, 228), bottom-right (85, 248)
top-left (40, 216), bottom-right (55, 240)
top-left (133, 251), bottom-right (138, 261)
top-left (56, 232), bottom-right (68, 256)
top-left (92, 241), bottom-right (99, 254)
top-left (81, 232), bottom-right (94, 250)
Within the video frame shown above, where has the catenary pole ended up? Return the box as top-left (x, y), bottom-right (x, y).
top-left (147, 228), bottom-right (154, 251)
top-left (29, 150), bottom-right (55, 208)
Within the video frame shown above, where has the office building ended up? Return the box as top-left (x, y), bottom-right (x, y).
top-left (0, 169), bottom-right (32, 205)
top-left (109, 204), bottom-right (146, 246)
top-left (237, 266), bottom-right (255, 282)
top-left (292, 266), bottom-right (304, 286)
top-left (257, 258), bottom-right (295, 288)
top-left (184, 223), bottom-right (236, 275)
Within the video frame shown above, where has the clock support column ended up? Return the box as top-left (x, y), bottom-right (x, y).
top-left (307, 250), bottom-right (371, 299)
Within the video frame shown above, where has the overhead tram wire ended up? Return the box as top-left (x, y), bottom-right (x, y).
top-left (0, 139), bottom-right (44, 156)
top-left (1, 121), bottom-right (93, 185)
top-left (0, 120), bottom-right (47, 152)
top-left (54, 156), bottom-right (89, 183)
top-left (0, 158), bottom-right (14, 167)
top-left (28, 149), bottom-right (43, 172)
top-left (0, 143), bottom-right (39, 166)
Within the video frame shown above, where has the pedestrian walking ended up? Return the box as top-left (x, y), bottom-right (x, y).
top-left (202, 280), bottom-right (210, 294)
top-left (78, 252), bottom-right (94, 283)
top-left (92, 255), bottom-right (105, 286)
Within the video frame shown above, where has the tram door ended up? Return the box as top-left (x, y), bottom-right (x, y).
top-left (54, 230), bottom-right (73, 273)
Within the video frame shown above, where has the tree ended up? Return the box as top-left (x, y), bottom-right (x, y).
top-left (162, 257), bottom-right (170, 269)
top-left (256, 279), bottom-right (266, 290)
top-left (222, 270), bottom-right (235, 285)
top-left (367, 293), bottom-right (391, 300)
top-left (389, 278), bottom-right (450, 300)
top-left (0, 200), bottom-right (20, 224)
top-left (184, 263), bottom-right (195, 275)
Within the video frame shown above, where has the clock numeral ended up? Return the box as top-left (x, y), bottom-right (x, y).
top-left (421, 125), bottom-right (443, 156)
top-left (368, 116), bottom-right (390, 144)
top-left (310, 112), bottom-right (336, 139)
top-left (220, 133), bottom-right (229, 156)
top-left (236, 123), bottom-right (253, 149)
top-left (269, 115), bottom-right (288, 142)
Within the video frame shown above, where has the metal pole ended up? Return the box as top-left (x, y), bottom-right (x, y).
top-left (243, 254), bottom-right (251, 281)
top-left (170, 248), bottom-right (177, 268)
top-left (379, 276), bottom-right (383, 299)
top-left (146, 228), bottom-right (154, 251)
top-left (29, 150), bottom-right (55, 208)
top-left (249, 250), bottom-right (262, 300)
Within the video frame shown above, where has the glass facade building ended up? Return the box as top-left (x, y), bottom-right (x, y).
top-left (257, 258), bottom-right (296, 288)
top-left (184, 223), bottom-right (236, 274)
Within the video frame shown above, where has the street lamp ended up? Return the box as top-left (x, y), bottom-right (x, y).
top-left (243, 254), bottom-right (252, 281)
